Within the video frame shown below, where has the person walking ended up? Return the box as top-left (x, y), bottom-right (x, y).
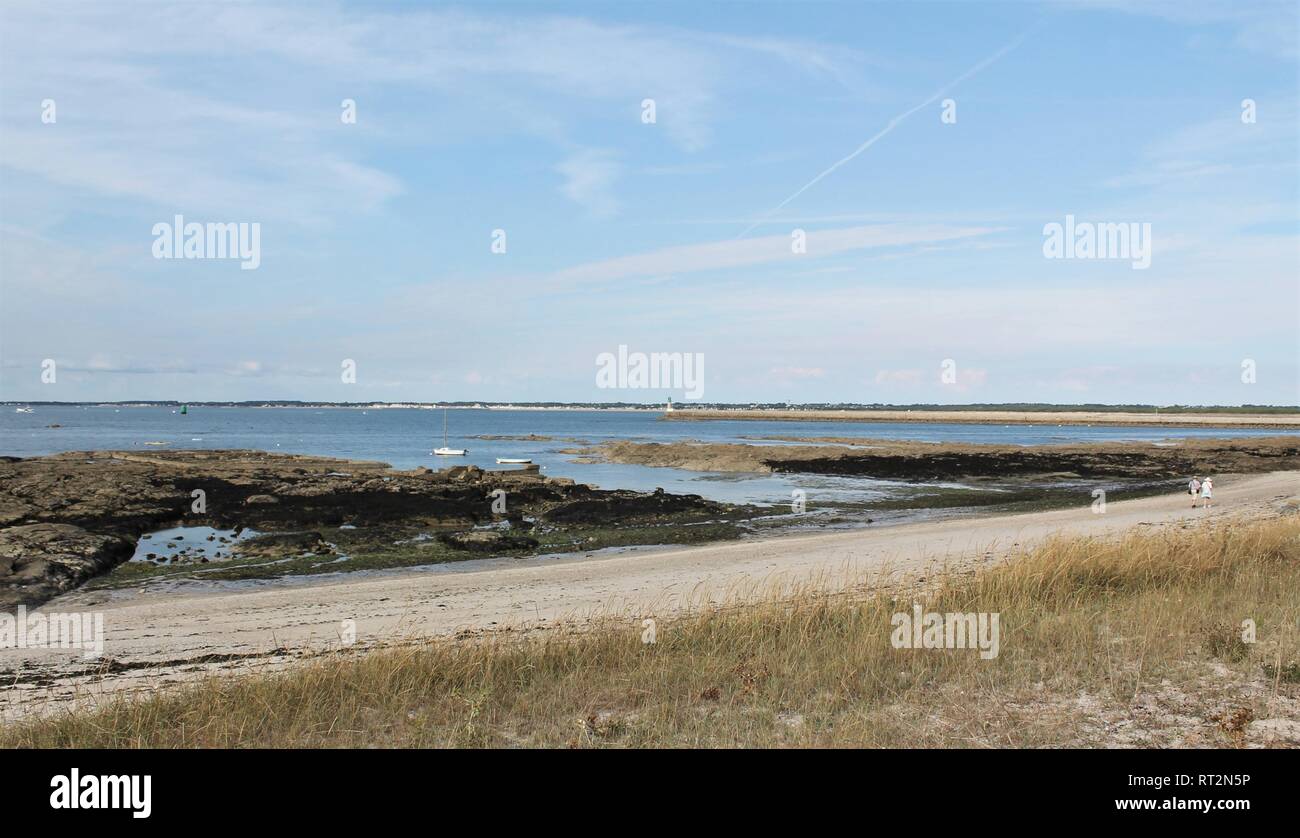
top-left (1200, 476), bottom-right (1213, 509)
top-left (1188, 476), bottom-right (1201, 507)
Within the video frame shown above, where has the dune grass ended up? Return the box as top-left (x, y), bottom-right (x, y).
top-left (4, 515), bottom-right (1298, 748)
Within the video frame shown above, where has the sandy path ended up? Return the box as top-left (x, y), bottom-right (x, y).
top-left (3, 471), bottom-right (1296, 719)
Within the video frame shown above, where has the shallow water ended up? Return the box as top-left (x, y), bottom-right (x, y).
top-left (3, 406), bottom-right (1293, 505)
top-left (130, 525), bottom-right (255, 563)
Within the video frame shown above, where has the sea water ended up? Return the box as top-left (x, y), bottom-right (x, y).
top-left (2, 406), bottom-right (1294, 506)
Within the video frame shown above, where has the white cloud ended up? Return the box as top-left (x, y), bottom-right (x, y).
top-left (0, 1), bottom-right (868, 229)
top-left (556, 150), bottom-right (622, 218)
top-left (549, 224), bottom-right (1000, 285)
top-left (770, 366), bottom-right (826, 381)
top-left (874, 369), bottom-right (923, 385)
top-left (1104, 98), bottom-right (1298, 192)
top-left (1068, 0), bottom-right (1299, 60)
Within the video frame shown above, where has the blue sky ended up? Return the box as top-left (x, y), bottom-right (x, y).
top-left (1, 0), bottom-right (1297, 404)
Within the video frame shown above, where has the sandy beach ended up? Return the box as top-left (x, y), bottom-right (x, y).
top-left (4, 469), bottom-right (1296, 720)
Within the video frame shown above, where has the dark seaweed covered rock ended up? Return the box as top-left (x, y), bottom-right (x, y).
top-left (436, 530), bottom-right (539, 552)
top-left (0, 450), bottom-right (732, 607)
top-left (541, 488), bottom-right (718, 525)
top-left (0, 523), bottom-right (133, 610)
top-left (235, 531), bottom-right (332, 558)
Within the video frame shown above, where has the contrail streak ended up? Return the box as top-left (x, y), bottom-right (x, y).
top-left (737, 29), bottom-right (1033, 239)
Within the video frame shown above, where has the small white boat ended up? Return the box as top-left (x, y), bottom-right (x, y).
top-left (14, 407), bottom-right (33, 413)
top-left (432, 409), bottom-right (467, 456)
top-left (496, 458), bottom-right (532, 464)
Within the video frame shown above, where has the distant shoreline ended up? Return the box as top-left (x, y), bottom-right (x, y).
top-left (2, 402), bottom-right (661, 412)
top-left (5, 401), bottom-right (1300, 418)
top-left (661, 408), bottom-right (1300, 428)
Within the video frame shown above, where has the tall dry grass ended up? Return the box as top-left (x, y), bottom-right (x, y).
top-left (3, 515), bottom-right (1297, 748)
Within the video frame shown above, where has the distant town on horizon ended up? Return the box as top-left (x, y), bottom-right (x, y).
top-left (5, 401), bottom-right (1299, 413)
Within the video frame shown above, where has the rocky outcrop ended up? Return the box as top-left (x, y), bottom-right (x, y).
top-left (0, 524), bottom-right (133, 610)
top-left (235, 531), bottom-right (333, 558)
top-left (543, 487), bottom-right (714, 525)
top-left (436, 530), bottom-right (539, 552)
top-left (0, 450), bottom-right (729, 608)
top-left (588, 437), bottom-right (1300, 481)
top-left (769, 438), bottom-right (1300, 479)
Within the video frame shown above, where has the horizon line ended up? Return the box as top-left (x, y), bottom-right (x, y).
top-left (5, 400), bottom-right (1300, 412)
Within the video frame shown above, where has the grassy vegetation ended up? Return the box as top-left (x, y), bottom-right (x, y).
top-left (8, 515), bottom-right (1298, 748)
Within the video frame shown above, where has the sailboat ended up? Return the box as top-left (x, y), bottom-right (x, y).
top-left (433, 408), bottom-right (467, 456)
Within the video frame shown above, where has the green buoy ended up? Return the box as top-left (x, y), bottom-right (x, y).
top-left (181, 404), bottom-right (188, 415)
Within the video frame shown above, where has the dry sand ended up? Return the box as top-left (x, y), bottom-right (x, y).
top-left (3, 470), bottom-right (1297, 720)
top-left (663, 408), bottom-right (1300, 427)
